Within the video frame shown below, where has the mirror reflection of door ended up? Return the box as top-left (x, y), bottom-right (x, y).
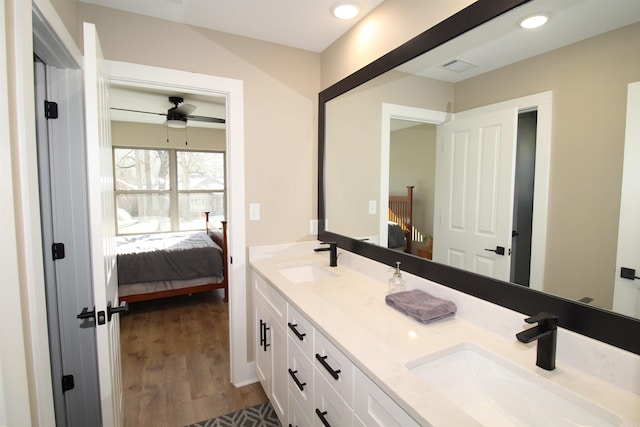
top-left (433, 107), bottom-right (518, 282)
top-left (430, 94), bottom-right (551, 287)
top-left (613, 81), bottom-right (640, 317)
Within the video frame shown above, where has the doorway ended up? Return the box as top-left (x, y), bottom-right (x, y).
top-left (510, 110), bottom-right (538, 286)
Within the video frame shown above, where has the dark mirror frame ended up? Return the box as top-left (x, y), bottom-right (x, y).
top-left (318, 0), bottom-right (640, 355)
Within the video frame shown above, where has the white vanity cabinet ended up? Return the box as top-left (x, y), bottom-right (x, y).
top-left (252, 266), bottom-right (420, 427)
top-left (252, 271), bottom-right (288, 425)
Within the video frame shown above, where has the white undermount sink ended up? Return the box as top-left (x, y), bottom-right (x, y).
top-left (276, 261), bottom-right (338, 284)
top-left (407, 343), bottom-right (621, 426)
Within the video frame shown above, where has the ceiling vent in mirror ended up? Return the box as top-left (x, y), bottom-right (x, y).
top-left (440, 58), bottom-right (477, 73)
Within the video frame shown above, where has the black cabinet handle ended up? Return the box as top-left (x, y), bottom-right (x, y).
top-left (315, 354), bottom-right (340, 380)
top-left (288, 322), bottom-right (306, 340)
top-left (315, 409), bottom-right (331, 427)
top-left (259, 319), bottom-right (270, 351)
top-left (263, 324), bottom-right (270, 351)
top-left (287, 368), bottom-right (306, 391)
top-left (484, 246), bottom-right (505, 255)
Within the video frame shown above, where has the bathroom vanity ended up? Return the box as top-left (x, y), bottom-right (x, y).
top-left (250, 242), bottom-right (640, 427)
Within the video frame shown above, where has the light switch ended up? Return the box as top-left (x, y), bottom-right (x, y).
top-left (368, 200), bottom-right (377, 215)
top-left (249, 203), bottom-right (260, 221)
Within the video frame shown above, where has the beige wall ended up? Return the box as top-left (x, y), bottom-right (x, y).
top-left (79, 4), bottom-right (321, 247)
top-left (455, 23), bottom-right (640, 309)
top-left (46, 0), bottom-right (80, 44)
top-left (321, 0), bottom-right (475, 89)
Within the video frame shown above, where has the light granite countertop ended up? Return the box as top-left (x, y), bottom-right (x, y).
top-left (250, 249), bottom-right (640, 426)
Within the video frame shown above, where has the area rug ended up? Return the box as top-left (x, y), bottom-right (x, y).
top-left (186, 401), bottom-right (281, 427)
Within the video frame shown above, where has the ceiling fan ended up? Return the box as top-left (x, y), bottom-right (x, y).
top-left (111, 96), bottom-right (225, 128)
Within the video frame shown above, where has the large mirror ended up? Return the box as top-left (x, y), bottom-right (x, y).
top-left (319, 0), bottom-right (640, 354)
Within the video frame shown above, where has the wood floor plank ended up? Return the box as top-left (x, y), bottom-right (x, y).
top-left (120, 290), bottom-right (267, 427)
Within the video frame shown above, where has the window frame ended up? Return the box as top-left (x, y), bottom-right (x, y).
top-left (113, 146), bottom-right (226, 235)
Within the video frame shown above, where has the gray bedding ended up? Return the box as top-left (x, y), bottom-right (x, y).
top-left (116, 231), bottom-right (223, 285)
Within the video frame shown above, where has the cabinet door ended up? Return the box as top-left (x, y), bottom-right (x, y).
top-left (271, 320), bottom-right (288, 425)
top-left (353, 368), bottom-right (420, 427)
top-left (313, 372), bottom-right (353, 427)
top-left (254, 294), bottom-right (271, 393)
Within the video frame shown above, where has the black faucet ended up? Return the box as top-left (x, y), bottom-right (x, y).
top-left (314, 242), bottom-right (338, 267)
top-left (516, 312), bottom-right (558, 371)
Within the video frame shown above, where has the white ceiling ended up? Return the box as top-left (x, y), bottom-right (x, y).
top-left (80, 0), bottom-right (384, 53)
top-left (397, 0), bottom-right (640, 83)
top-left (107, 0), bottom-right (640, 128)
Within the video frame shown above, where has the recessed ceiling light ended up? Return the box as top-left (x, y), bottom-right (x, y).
top-left (519, 13), bottom-right (550, 29)
top-left (331, 1), bottom-right (360, 20)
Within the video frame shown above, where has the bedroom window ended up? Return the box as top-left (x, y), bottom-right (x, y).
top-left (114, 148), bottom-right (225, 235)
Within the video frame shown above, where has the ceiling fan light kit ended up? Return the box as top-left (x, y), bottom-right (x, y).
top-left (111, 95), bottom-right (225, 128)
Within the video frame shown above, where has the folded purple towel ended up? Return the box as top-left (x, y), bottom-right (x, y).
top-left (385, 289), bottom-right (457, 324)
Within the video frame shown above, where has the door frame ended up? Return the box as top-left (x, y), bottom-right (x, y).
top-left (380, 103), bottom-right (448, 248)
top-left (105, 60), bottom-right (252, 385)
top-left (2, 0), bottom-right (84, 423)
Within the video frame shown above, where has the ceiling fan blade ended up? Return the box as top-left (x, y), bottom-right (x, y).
top-left (111, 107), bottom-right (165, 116)
top-left (175, 103), bottom-right (197, 116)
top-left (187, 115), bottom-right (226, 124)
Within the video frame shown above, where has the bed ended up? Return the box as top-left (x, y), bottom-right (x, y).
top-left (388, 185), bottom-right (414, 253)
top-left (116, 213), bottom-right (228, 303)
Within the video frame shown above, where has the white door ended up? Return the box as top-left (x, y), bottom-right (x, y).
top-left (433, 108), bottom-right (518, 281)
top-left (84, 22), bottom-right (123, 426)
top-left (613, 82), bottom-right (640, 317)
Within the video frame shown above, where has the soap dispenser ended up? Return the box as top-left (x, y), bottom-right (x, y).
top-left (388, 261), bottom-right (406, 294)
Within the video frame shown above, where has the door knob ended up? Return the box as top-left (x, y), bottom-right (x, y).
top-left (620, 267), bottom-right (640, 280)
top-left (77, 306), bottom-right (95, 320)
top-left (107, 301), bottom-right (129, 321)
top-left (484, 246), bottom-right (506, 255)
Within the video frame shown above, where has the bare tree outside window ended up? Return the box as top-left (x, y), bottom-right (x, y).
top-left (114, 148), bottom-right (225, 234)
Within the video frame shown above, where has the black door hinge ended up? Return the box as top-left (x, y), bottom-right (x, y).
top-left (44, 100), bottom-right (58, 119)
top-left (230, 256), bottom-right (233, 264)
top-left (62, 375), bottom-right (74, 393)
top-left (52, 242), bottom-right (65, 260)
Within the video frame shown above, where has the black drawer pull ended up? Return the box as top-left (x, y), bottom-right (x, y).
top-left (315, 409), bottom-right (331, 427)
top-left (315, 354), bottom-right (340, 380)
top-left (288, 368), bottom-right (306, 391)
top-left (288, 322), bottom-right (306, 340)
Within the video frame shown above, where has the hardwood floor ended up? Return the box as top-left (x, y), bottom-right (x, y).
top-left (120, 289), bottom-right (267, 427)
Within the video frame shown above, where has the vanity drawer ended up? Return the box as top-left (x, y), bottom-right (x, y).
top-left (288, 337), bottom-right (314, 416)
top-left (313, 371), bottom-right (353, 427)
top-left (289, 390), bottom-right (312, 427)
top-left (353, 368), bottom-right (420, 427)
top-left (288, 304), bottom-right (314, 359)
top-left (314, 330), bottom-right (354, 407)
